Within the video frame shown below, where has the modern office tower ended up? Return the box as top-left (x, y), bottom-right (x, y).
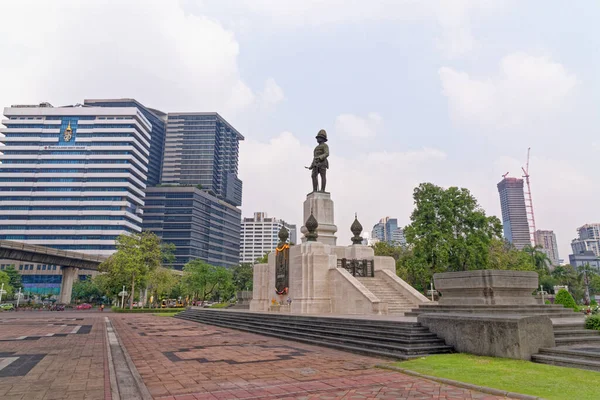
top-left (571, 223), bottom-right (600, 257)
top-left (371, 217), bottom-right (405, 246)
top-left (161, 113), bottom-right (243, 207)
top-left (534, 230), bottom-right (560, 267)
top-left (497, 177), bottom-right (531, 249)
top-left (142, 186), bottom-right (241, 269)
top-left (569, 251), bottom-right (600, 271)
top-left (240, 212), bottom-right (297, 264)
top-left (0, 102), bottom-right (151, 256)
top-left (84, 99), bottom-right (166, 186)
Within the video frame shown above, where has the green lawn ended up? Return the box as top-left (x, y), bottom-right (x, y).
top-left (392, 354), bottom-right (598, 400)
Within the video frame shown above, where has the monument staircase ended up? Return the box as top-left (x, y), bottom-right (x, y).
top-left (355, 277), bottom-right (415, 315)
top-left (407, 303), bottom-right (600, 371)
top-left (176, 308), bottom-right (453, 360)
top-left (532, 321), bottom-right (600, 371)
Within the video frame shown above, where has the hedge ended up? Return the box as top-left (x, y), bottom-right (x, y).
top-left (111, 307), bottom-right (185, 313)
top-left (554, 289), bottom-right (577, 311)
top-left (585, 315), bottom-right (600, 331)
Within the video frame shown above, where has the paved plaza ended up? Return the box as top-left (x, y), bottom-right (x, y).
top-left (0, 311), bottom-right (515, 399)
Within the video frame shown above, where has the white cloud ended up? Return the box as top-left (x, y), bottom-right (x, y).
top-left (259, 78), bottom-right (285, 108)
top-left (0, 1), bottom-right (280, 117)
top-left (239, 131), bottom-right (447, 243)
top-left (189, 0), bottom-right (504, 57)
top-left (439, 52), bottom-right (579, 130)
top-left (334, 112), bottom-right (383, 139)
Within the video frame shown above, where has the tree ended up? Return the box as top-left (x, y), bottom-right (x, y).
top-left (4, 265), bottom-right (21, 290)
top-left (99, 232), bottom-right (164, 309)
top-left (232, 263), bottom-right (253, 292)
top-left (182, 260), bottom-right (233, 304)
top-left (523, 245), bottom-right (551, 275)
top-left (255, 252), bottom-right (270, 264)
top-left (371, 242), bottom-right (405, 261)
top-left (404, 183), bottom-right (503, 273)
top-left (147, 267), bottom-right (178, 306)
top-left (72, 279), bottom-right (102, 303)
top-left (488, 239), bottom-right (536, 271)
top-left (0, 271), bottom-right (14, 298)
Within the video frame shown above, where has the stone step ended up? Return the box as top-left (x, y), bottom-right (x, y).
top-left (538, 347), bottom-right (600, 362)
top-left (182, 313), bottom-right (441, 343)
top-left (176, 309), bottom-right (453, 359)
top-left (553, 323), bottom-right (586, 331)
top-left (532, 353), bottom-right (600, 372)
top-left (555, 336), bottom-right (600, 347)
top-left (554, 329), bottom-right (600, 338)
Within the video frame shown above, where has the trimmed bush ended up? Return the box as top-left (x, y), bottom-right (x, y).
top-left (554, 289), bottom-right (577, 311)
top-left (110, 307), bottom-right (184, 313)
top-left (585, 315), bottom-right (600, 330)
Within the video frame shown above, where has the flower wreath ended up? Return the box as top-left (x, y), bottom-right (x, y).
top-left (276, 287), bottom-right (288, 295)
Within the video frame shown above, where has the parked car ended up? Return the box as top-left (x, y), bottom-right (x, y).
top-left (0, 303), bottom-right (15, 311)
top-left (76, 303), bottom-right (92, 310)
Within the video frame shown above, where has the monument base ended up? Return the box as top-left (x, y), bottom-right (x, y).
top-left (434, 270), bottom-right (539, 305)
top-left (300, 192), bottom-right (337, 246)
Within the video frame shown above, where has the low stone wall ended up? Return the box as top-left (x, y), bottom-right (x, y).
top-left (418, 313), bottom-right (555, 360)
top-left (434, 270), bottom-right (539, 305)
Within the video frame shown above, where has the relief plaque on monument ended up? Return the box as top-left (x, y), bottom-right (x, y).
top-left (275, 225), bottom-right (290, 295)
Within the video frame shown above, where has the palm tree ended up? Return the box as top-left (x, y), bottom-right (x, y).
top-left (523, 245), bottom-right (551, 274)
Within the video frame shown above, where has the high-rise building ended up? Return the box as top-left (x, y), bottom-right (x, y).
top-left (371, 217), bottom-right (405, 246)
top-left (143, 186), bottom-right (241, 269)
top-left (161, 113), bottom-right (243, 207)
top-left (534, 230), bottom-right (560, 266)
top-left (571, 224), bottom-right (600, 257)
top-left (240, 212), bottom-right (297, 264)
top-left (0, 102), bottom-right (151, 256)
top-left (84, 99), bottom-right (166, 186)
top-left (497, 177), bottom-right (531, 249)
top-left (569, 251), bottom-right (600, 271)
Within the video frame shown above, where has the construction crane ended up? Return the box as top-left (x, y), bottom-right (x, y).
top-left (522, 148), bottom-right (537, 246)
top-left (502, 172), bottom-right (510, 179)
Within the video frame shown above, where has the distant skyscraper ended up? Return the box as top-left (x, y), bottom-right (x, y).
top-left (161, 113), bottom-right (243, 207)
top-left (371, 217), bottom-right (405, 246)
top-left (497, 177), bottom-right (531, 249)
top-left (571, 224), bottom-right (600, 257)
top-left (535, 230), bottom-right (559, 266)
top-left (240, 212), bottom-right (297, 264)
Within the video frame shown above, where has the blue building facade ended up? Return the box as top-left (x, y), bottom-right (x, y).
top-left (143, 186), bottom-right (242, 269)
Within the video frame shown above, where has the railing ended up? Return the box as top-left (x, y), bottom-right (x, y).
top-left (337, 258), bottom-right (374, 277)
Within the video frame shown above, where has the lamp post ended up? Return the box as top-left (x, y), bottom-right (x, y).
top-left (120, 285), bottom-right (126, 309)
top-left (16, 287), bottom-right (22, 308)
top-left (0, 283), bottom-right (6, 303)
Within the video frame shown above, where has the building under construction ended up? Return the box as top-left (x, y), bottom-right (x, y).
top-left (497, 177), bottom-right (531, 249)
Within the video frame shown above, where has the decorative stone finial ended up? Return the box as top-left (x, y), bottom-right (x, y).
top-left (278, 223), bottom-right (289, 245)
top-left (350, 213), bottom-right (363, 245)
top-left (304, 209), bottom-right (319, 242)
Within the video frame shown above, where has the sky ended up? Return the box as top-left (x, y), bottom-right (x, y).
top-left (0, 0), bottom-right (599, 259)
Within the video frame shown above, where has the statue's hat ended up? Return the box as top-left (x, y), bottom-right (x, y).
top-left (315, 129), bottom-right (328, 141)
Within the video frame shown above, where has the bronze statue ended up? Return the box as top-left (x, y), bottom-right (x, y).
top-left (307, 129), bottom-right (329, 192)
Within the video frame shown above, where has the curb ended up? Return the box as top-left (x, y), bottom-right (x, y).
top-left (376, 364), bottom-right (545, 400)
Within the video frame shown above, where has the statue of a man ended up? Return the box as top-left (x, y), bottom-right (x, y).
top-left (308, 129), bottom-right (329, 192)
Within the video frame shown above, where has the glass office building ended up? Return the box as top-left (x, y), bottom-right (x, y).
top-left (161, 113), bottom-right (243, 207)
top-left (143, 186), bottom-right (241, 269)
top-left (0, 102), bottom-right (152, 256)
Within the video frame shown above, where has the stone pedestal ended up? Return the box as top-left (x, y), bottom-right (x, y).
top-left (434, 270), bottom-right (539, 305)
top-left (59, 266), bottom-right (79, 304)
top-left (300, 192), bottom-right (337, 246)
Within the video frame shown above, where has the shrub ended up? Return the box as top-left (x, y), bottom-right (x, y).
top-left (585, 315), bottom-right (600, 330)
top-left (555, 289), bottom-right (577, 311)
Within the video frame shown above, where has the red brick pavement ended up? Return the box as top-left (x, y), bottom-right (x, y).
top-left (0, 312), bottom-right (106, 400)
top-left (111, 314), bottom-right (513, 400)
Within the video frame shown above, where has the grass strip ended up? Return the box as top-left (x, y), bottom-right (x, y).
top-left (390, 354), bottom-right (597, 400)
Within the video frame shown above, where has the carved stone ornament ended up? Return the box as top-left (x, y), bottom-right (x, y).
top-left (304, 210), bottom-right (319, 242)
top-left (350, 213), bottom-right (363, 245)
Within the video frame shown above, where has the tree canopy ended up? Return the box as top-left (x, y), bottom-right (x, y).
top-left (404, 183), bottom-right (503, 273)
top-left (182, 260), bottom-right (233, 303)
top-left (232, 263), bottom-right (253, 292)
